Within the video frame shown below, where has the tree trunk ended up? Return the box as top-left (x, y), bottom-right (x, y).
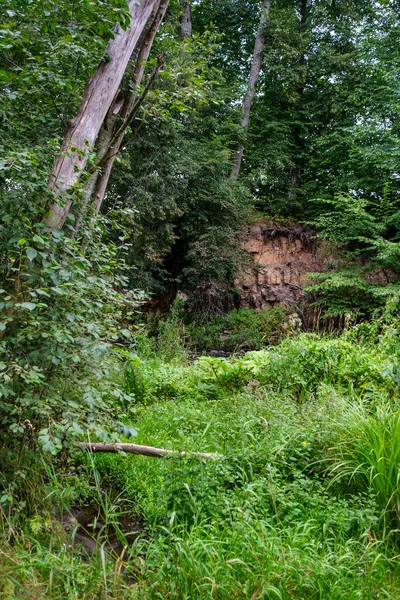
top-left (289, 0), bottom-right (307, 200)
top-left (75, 0), bottom-right (169, 227)
top-left (1, 0), bottom-right (167, 341)
top-left (95, 58), bottom-right (165, 213)
top-left (180, 1), bottom-right (192, 40)
top-left (45, 0), bottom-right (160, 231)
top-left (231, 0), bottom-right (270, 180)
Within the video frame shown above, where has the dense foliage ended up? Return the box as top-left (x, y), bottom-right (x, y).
top-left (2, 316), bottom-right (400, 597)
top-left (0, 0), bottom-right (142, 461)
top-left (1, 0), bottom-right (400, 598)
top-left (106, 0), bottom-right (400, 312)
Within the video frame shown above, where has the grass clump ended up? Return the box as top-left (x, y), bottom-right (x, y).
top-left (329, 402), bottom-right (400, 524)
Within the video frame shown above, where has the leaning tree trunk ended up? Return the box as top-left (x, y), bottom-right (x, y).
top-left (230, 0), bottom-right (270, 180)
top-left (93, 56), bottom-right (166, 215)
top-left (45, 0), bottom-right (160, 231)
top-left (88, 0), bottom-right (170, 218)
top-left (0, 0), bottom-right (167, 342)
top-left (72, 0), bottom-right (169, 232)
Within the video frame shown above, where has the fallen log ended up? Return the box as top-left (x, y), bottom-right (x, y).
top-left (77, 442), bottom-right (218, 460)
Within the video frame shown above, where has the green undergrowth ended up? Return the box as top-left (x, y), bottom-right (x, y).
top-left (186, 306), bottom-right (296, 351)
top-left (2, 318), bottom-right (400, 598)
top-left (92, 322), bottom-right (400, 598)
top-left (142, 302), bottom-right (297, 355)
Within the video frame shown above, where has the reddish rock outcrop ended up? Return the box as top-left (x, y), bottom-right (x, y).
top-left (237, 223), bottom-right (327, 309)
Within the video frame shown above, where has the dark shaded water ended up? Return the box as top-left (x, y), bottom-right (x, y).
top-left (62, 505), bottom-right (143, 554)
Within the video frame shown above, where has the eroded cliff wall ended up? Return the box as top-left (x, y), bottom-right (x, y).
top-left (237, 223), bottom-right (328, 310)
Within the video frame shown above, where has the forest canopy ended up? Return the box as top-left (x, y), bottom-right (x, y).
top-left (2, 0), bottom-right (400, 311)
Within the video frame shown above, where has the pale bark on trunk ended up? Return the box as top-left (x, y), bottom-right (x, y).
top-left (180, 1), bottom-right (192, 40)
top-left (92, 54), bottom-right (165, 215)
top-left (45, 0), bottom-right (160, 231)
top-left (95, 56), bottom-right (165, 212)
top-left (75, 0), bottom-right (169, 226)
top-left (77, 442), bottom-right (218, 459)
top-left (96, 0), bottom-right (168, 168)
top-left (231, 0), bottom-right (270, 180)
top-left (1, 0), bottom-right (166, 341)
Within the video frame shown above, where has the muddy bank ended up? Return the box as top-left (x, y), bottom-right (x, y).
top-left (62, 505), bottom-right (143, 554)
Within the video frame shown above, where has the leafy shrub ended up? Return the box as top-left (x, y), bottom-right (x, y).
top-left (0, 218), bottom-right (144, 520)
top-left (188, 306), bottom-right (294, 351)
top-left (307, 268), bottom-right (398, 319)
top-left (0, 222), bottom-right (140, 449)
top-left (247, 333), bottom-right (396, 398)
top-left (307, 194), bottom-right (400, 318)
top-left (194, 355), bottom-right (255, 390)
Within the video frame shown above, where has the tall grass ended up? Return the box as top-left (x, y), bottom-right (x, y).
top-left (329, 403), bottom-right (400, 523)
top-left (135, 512), bottom-right (392, 599)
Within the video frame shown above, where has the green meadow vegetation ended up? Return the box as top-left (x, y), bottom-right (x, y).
top-left (1, 307), bottom-right (400, 598)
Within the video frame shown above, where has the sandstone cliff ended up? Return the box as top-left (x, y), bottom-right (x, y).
top-left (237, 222), bottom-right (330, 310)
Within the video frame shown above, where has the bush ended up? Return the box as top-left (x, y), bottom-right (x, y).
top-left (246, 329), bottom-right (399, 399)
top-left (188, 306), bottom-right (294, 351)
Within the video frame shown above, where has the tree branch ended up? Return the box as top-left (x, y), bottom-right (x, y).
top-left (97, 52), bottom-right (166, 169)
top-left (77, 441), bottom-right (219, 459)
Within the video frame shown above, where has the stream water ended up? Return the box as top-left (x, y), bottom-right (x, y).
top-left (62, 505), bottom-right (143, 554)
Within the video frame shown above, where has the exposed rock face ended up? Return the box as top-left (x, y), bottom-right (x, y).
top-left (237, 223), bottom-right (326, 310)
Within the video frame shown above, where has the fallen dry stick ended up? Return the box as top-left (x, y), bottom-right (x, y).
top-left (77, 442), bottom-right (218, 460)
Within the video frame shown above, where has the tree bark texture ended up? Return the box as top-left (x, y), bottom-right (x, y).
top-left (180, 1), bottom-right (192, 39)
top-left (77, 442), bottom-right (218, 459)
top-left (92, 47), bottom-right (167, 215)
top-left (46, 0), bottom-right (160, 231)
top-left (231, 0), bottom-right (270, 180)
top-left (75, 0), bottom-right (169, 227)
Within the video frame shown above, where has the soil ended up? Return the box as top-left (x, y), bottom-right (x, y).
top-left (61, 505), bottom-right (144, 554)
top-left (236, 222), bottom-right (332, 311)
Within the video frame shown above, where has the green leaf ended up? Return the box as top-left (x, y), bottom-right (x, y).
top-left (71, 422), bottom-right (84, 435)
top-left (117, 422), bottom-right (137, 439)
top-left (36, 289), bottom-right (51, 297)
top-left (26, 247), bottom-right (37, 261)
top-left (33, 234), bottom-right (45, 244)
top-left (20, 302), bottom-right (36, 311)
top-left (120, 328), bottom-right (132, 340)
top-left (42, 440), bottom-right (57, 454)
